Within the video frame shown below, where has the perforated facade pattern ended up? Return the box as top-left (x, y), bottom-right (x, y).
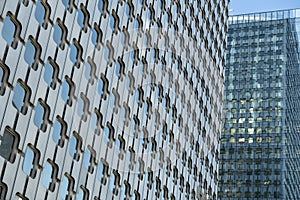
top-left (0, 0), bottom-right (228, 199)
top-left (219, 9), bottom-right (300, 200)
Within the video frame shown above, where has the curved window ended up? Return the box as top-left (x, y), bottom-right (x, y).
top-left (84, 62), bottom-right (92, 81)
top-left (91, 24), bottom-right (102, 46)
top-left (104, 126), bottom-right (110, 142)
top-left (77, 186), bottom-right (89, 200)
top-left (77, 6), bottom-right (85, 28)
top-left (33, 101), bottom-right (45, 129)
top-left (98, 0), bottom-right (104, 13)
top-left (42, 160), bottom-right (53, 189)
top-left (44, 61), bottom-right (54, 86)
top-left (52, 116), bottom-right (67, 147)
top-left (110, 93), bottom-right (115, 108)
top-left (77, 95), bottom-right (84, 117)
top-left (12, 81), bottom-right (26, 113)
top-left (53, 22), bottom-right (63, 46)
top-left (70, 41), bottom-right (78, 63)
top-left (110, 14), bottom-right (115, 30)
top-left (97, 161), bottom-right (104, 181)
top-left (2, 15), bottom-right (16, 45)
top-left (24, 40), bottom-right (36, 66)
top-left (83, 148), bottom-right (91, 171)
top-left (22, 145), bottom-right (39, 178)
top-left (35, 0), bottom-right (46, 25)
top-left (115, 61), bottom-right (121, 78)
top-left (98, 78), bottom-right (104, 95)
top-left (69, 134), bottom-right (78, 158)
top-left (60, 174), bottom-right (74, 199)
top-left (23, 146), bottom-right (35, 176)
top-left (61, 78), bottom-right (70, 102)
top-left (135, 90), bottom-right (140, 104)
top-left (0, 127), bottom-right (19, 163)
top-left (125, 3), bottom-right (131, 16)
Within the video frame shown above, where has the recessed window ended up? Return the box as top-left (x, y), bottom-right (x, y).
top-left (77, 4), bottom-right (89, 32)
top-left (60, 173), bottom-right (75, 199)
top-left (69, 132), bottom-right (82, 161)
top-left (44, 57), bottom-right (59, 89)
top-left (61, 76), bottom-right (75, 106)
top-left (2, 12), bottom-right (20, 48)
top-left (22, 144), bottom-right (40, 178)
top-left (0, 60), bottom-right (10, 96)
top-left (70, 39), bottom-right (83, 65)
top-left (91, 23), bottom-right (102, 46)
top-left (33, 99), bottom-right (50, 132)
top-left (35, 0), bottom-right (50, 28)
top-left (77, 185), bottom-right (89, 200)
top-left (53, 19), bottom-right (67, 49)
top-left (42, 159), bottom-right (58, 192)
top-left (12, 80), bottom-right (31, 114)
top-left (77, 93), bottom-right (90, 122)
top-left (0, 126), bottom-right (19, 163)
top-left (52, 116), bottom-right (67, 147)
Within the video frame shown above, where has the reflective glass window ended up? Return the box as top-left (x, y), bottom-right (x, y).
top-left (60, 175), bottom-right (69, 199)
top-left (22, 146), bottom-right (35, 177)
top-left (0, 127), bottom-right (19, 163)
top-left (42, 161), bottom-right (53, 189)
top-left (70, 42), bottom-right (78, 63)
top-left (98, 78), bottom-right (104, 95)
top-left (2, 16), bottom-right (16, 45)
top-left (53, 22), bottom-right (63, 46)
top-left (44, 61), bottom-right (54, 86)
top-left (52, 118), bottom-right (63, 145)
top-left (61, 78), bottom-right (70, 102)
top-left (24, 39), bottom-right (36, 67)
top-left (83, 148), bottom-right (91, 170)
top-left (35, 0), bottom-right (46, 25)
top-left (69, 134), bottom-right (78, 158)
top-left (12, 82), bottom-right (26, 112)
top-left (33, 101), bottom-right (45, 128)
top-left (77, 7), bottom-right (85, 28)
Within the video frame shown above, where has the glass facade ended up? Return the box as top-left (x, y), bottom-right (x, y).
top-left (0, 0), bottom-right (229, 199)
top-left (219, 9), bottom-right (300, 200)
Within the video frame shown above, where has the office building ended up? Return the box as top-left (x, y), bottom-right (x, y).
top-left (219, 9), bottom-right (300, 200)
top-left (0, 0), bottom-right (228, 199)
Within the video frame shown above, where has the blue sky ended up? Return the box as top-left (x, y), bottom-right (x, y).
top-left (229, 0), bottom-right (300, 15)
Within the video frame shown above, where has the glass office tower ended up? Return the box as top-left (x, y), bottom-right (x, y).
top-left (0, 0), bottom-right (228, 199)
top-left (219, 9), bottom-right (300, 200)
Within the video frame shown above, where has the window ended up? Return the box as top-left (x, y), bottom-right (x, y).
top-left (77, 93), bottom-right (90, 122)
top-left (84, 146), bottom-right (96, 173)
top-left (84, 57), bottom-right (96, 84)
top-left (53, 19), bottom-right (67, 49)
top-left (33, 99), bottom-right (50, 132)
top-left (0, 60), bottom-right (10, 96)
top-left (62, 0), bottom-right (75, 11)
top-left (2, 12), bottom-right (21, 48)
top-left (42, 159), bottom-right (58, 192)
top-left (52, 116), bottom-right (67, 147)
top-left (0, 126), bottom-right (19, 163)
top-left (91, 23), bottom-right (102, 46)
top-left (77, 4), bottom-right (90, 32)
top-left (12, 80), bottom-right (31, 115)
top-left (35, 0), bottom-right (50, 28)
top-left (61, 76), bottom-right (75, 106)
top-left (60, 173), bottom-right (75, 199)
top-left (104, 123), bottom-right (115, 142)
top-left (69, 132), bottom-right (82, 161)
top-left (70, 39), bottom-right (83, 65)
top-left (22, 144), bottom-right (40, 178)
top-left (43, 57), bottom-right (59, 89)
top-left (115, 59), bottom-right (124, 78)
top-left (77, 185), bottom-right (89, 200)
top-left (91, 109), bottom-right (103, 134)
